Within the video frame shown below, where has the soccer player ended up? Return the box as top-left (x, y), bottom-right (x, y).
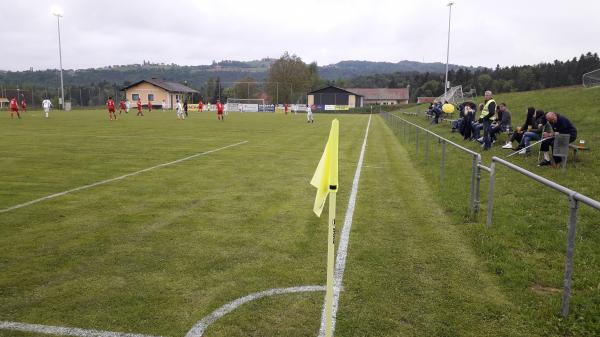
top-left (147, 100), bottom-right (153, 112)
top-left (20, 99), bottom-right (27, 113)
top-left (136, 98), bottom-right (143, 116)
top-left (307, 104), bottom-right (314, 123)
top-left (9, 97), bottom-right (20, 119)
top-left (284, 103), bottom-right (288, 115)
top-left (162, 99), bottom-right (166, 111)
top-left (119, 99), bottom-right (127, 114)
top-left (183, 100), bottom-right (188, 117)
top-left (216, 100), bottom-right (224, 120)
top-left (198, 100), bottom-right (203, 112)
top-left (106, 96), bottom-right (117, 120)
top-left (125, 99), bottom-right (131, 113)
top-left (175, 99), bottom-right (185, 120)
top-left (42, 98), bottom-right (52, 118)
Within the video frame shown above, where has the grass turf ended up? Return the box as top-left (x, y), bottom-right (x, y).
top-left (1, 102), bottom-right (598, 336)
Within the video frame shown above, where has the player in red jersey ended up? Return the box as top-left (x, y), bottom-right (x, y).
top-left (136, 98), bottom-right (143, 116)
top-left (20, 100), bottom-right (27, 112)
top-left (216, 100), bottom-right (224, 120)
top-left (119, 100), bottom-right (127, 114)
top-left (9, 98), bottom-right (21, 119)
top-left (198, 100), bottom-right (203, 112)
top-left (284, 103), bottom-right (288, 115)
top-left (106, 96), bottom-right (116, 120)
top-left (147, 100), bottom-right (152, 112)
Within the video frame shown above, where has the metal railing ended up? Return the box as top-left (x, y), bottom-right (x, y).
top-left (487, 156), bottom-right (600, 317)
top-left (382, 112), bottom-right (490, 217)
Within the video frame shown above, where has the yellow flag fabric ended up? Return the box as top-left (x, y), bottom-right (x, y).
top-left (311, 119), bottom-right (339, 217)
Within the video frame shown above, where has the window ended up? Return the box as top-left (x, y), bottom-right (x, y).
top-left (148, 94), bottom-right (154, 101)
top-left (132, 93), bottom-right (140, 101)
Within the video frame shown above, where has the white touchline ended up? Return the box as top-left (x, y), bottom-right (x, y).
top-left (0, 321), bottom-right (163, 337)
top-left (185, 285), bottom-right (326, 337)
top-left (0, 141), bottom-right (248, 214)
top-left (318, 114), bottom-right (372, 337)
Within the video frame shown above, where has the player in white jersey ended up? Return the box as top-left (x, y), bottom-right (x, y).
top-left (42, 98), bottom-right (52, 118)
top-left (306, 104), bottom-right (314, 123)
top-left (175, 100), bottom-right (185, 120)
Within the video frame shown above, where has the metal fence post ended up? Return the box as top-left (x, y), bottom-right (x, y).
top-left (561, 195), bottom-right (579, 317)
top-left (470, 154), bottom-right (477, 215)
top-left (425, 132), bottom-right (429, 163)
top-left (486, 161), bottom-right (496, 228)
top-left (475, 156), bottom-right (482, 214)
top-left (415, 128), bottom-right (419, 159)
top-left (440, 141), bottom-right (446, 185)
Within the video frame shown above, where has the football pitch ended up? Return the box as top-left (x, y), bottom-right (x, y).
top-left (1, 110), bottom-right (549, 337)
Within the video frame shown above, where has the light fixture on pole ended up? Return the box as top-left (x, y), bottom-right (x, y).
top-left (444, 1), bottom-right (454, 99)
top-left (51, 5), bottom-right (65, 110)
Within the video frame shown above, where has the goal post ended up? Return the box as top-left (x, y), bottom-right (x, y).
top-left (435, 85), bottom-right (464, 104)
top-left (582, 69), bottom-right (600, 88)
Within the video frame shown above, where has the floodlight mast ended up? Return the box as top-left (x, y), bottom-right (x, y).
top-left (444, 1), bottom-right (454, 99)
top-left (52, 6), bottom-right (65, 110)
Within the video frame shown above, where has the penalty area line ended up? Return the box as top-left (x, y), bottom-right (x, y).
top-left (0, 141), bottom-right (248, 214)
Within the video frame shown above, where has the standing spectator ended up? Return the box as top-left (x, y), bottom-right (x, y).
top-left (216, 100), bottom-right (224, 120)
top-left (106, 96), bottom-right (116, 121)
top-left (479, 91), bottom-right (496, 150)
top-left (538, 112), bottom-right (577, 167)
top-left (9, 97), bottom-right (21, 119)
top-left (136, 98), bottom-right (143, 116)
top-left (42, 97), bottom-right (52, 118)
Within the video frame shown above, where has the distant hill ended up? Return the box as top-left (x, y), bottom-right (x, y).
top-left (0, 59), bottom-right (478, 88)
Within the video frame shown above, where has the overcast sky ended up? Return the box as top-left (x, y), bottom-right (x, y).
top-left (2, 0), bottom-right (599, 71)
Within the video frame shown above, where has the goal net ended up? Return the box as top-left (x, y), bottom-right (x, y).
top-left (435, 85), bottom-right (464, 104)
top-left (226, 98), bottom-right (265, 112)
top-left (582, 69), bottom-right (600, 88)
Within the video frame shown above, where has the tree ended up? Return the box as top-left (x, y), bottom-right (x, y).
top-left (267, 52), bottom-right (316, 104)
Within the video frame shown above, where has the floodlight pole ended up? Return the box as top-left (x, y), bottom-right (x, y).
top-left (444, 1), bottom-right (454, 99)
top-left (54, 12), bottom-right (65, 110)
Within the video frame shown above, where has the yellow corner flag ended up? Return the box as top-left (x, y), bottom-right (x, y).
top-left (311, 119), bottom-right (339, 337)
top-left (311, 119), bottom-right (339, 217)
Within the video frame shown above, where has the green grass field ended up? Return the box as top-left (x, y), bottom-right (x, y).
top-left (0, 93), bottom-right (598, 337)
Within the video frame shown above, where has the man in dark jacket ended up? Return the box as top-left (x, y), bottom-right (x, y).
top-left (538, 112), bottom-right (577, 166)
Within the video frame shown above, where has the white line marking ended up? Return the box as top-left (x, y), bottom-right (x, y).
top-left (318, 114), bottom-right (372, 337)
top-left (185, 285), bottom-right (326, 337)
top-left (0, 141), bottom-right (248, 214)
top-left (0, 321), bottom-right (163, 337)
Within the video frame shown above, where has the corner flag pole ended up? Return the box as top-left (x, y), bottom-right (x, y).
top-left (325, 186), bottom-right (336, 337)
top-left (310, 119), bottom-right (339, 337)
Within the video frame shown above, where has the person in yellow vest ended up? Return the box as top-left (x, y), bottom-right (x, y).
top-left (479, 90), bottom-right (496, 150)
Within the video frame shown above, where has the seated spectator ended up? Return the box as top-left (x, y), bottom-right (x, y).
top-left (503, 107), bottom-right (535, 149)
top-left (538, 112), bottom-right (577, 167)
top-left (515, 109), bottom-right (546, 154)
top-left (490, 102), bottom-right (512, 146)
top-left (459, 102), bottom-right (476, 140)
top-left (471, 103), bottom-right (485, 141)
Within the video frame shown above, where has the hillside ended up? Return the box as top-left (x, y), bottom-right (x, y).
top-left (0, 59), bottom-right (475, 88)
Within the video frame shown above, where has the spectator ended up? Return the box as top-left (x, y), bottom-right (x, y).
top-left (430, 102), bottom-right (443, 125)
top-left (515, 109), bottom-right (546, 154)
top-left (490, 102), bottom-right (512, 146)
top-left (503, 107), bottom-right (535, 149)
top-left (538, 112), bottom-right (577, 167)
top-left (479, 91), bottom-right (496, 150)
